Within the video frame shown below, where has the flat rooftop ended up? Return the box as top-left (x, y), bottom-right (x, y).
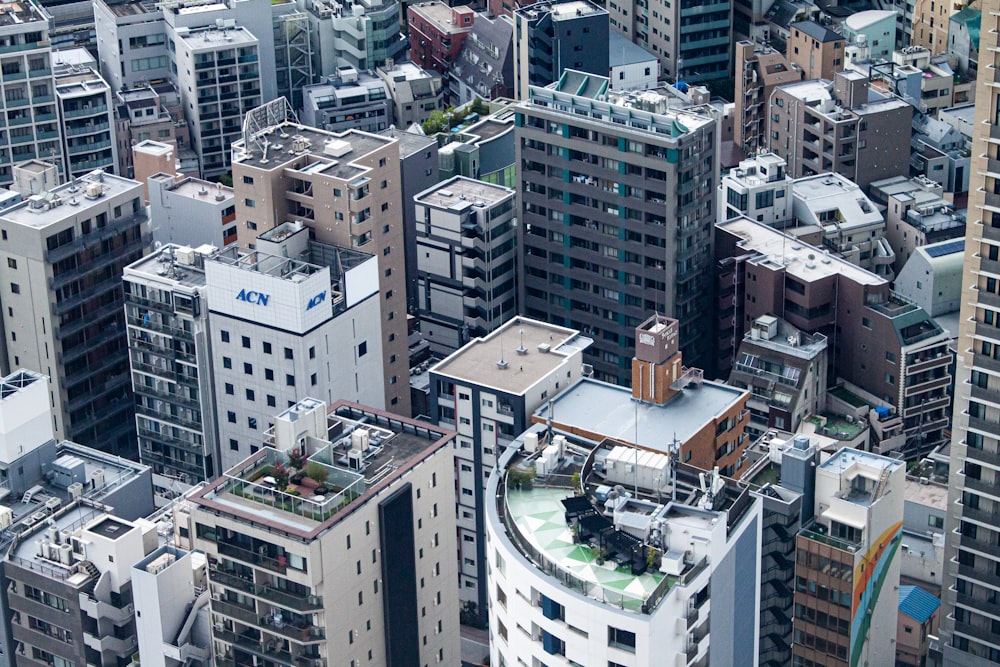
top-left (193, 402), bottom-right (454, 539)
top-left (88, 516), bottom-right (134, 540)
top-left (904, 477), bottom-right (948, 509)
top-left (0, 0), bottom-right (49, 26)
top-left (165, 176), bottom-right (234, 202)
top-left (535, 378), bottom-right (746, 453)
top-left (0, 170), bottom-right (141, 230)
top-left (459, 115), bottom-right (514, 143)
top-left (209, 245), bottom-right (325, 282)
top-left (409, 1), bottom-right (473, 33)
top-left (820, 447), bottom-right (903, 477)
top-left (175, 26), bottom-right (257, 49)
top-left (124, 243), bottom-right (209, 289)
top-left (233, 123), bottom-right (394, 176)
top-left (718, 217), bottom-right (885, 286)
top-left (431, 317), bottom-right (591, 394)
top-left (416, 176), bottom-right (514, 209)
top-left (792, 174), bottom-right (883, 227)
top-left (104, 0), bottom-right (157, 17)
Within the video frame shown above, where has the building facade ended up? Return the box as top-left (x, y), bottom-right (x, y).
top-left (230, 110), bottom-right (411, 414)
top-left (735, 42), bottom-right (802, 158)
top-left (517, 73), bottom-right (720, 382)
top-left (939, 10), bottom-right (1000, 663)
top-left (0, 168), bottom-right (151, 456)
top-left (414, 176), bottom-right (517, 356)
top-left (787, 21), bottom-right (845, 81)
top-left (190, 399), bottom-right (461, 667)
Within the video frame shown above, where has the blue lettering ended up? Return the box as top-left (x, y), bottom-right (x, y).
top-left (306, 291), bottom-right (327, 310)
top-left (236, 289), bottom-right (270, 306)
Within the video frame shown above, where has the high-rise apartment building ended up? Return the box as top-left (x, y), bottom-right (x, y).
top-left (413, 176), bottom-right (518, 355)
top-left (0, 167), bottom-right (151, 455)
top-left (512, 0), bottom-right (609, 100)
top-left (302, 0), bottom-right (406, 76)
top-left (939, 8), bottom-right (1000, 663)
top-left (428, 317), bottom-right (591, 624)
top-left (768, 71), bottom-right (913, 191)
top-left (734, 42), bottom-right (802, 158)
top-left (0, 0), bottom-right (65, 188)
top-left (145, 171), bottom-right (237, 249)
top-left (486, 427), bottom-right (762, 666)
top-left (54, 60), bottom-right (118, 180)
top-left (608, 0), bottom-right (731, 84)
top-left (230, 106), bottom-right (410, 414)
top-left (517, 72), bottom-right (719, 382)
top-left (190, 398), bottom-right (461, 667)
top-left (787, 21), bottom-right (846, 81)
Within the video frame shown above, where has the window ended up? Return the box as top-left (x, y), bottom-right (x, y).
top-left (245, 198), bottom-right (256, 208)
top-left (608, 627), bottom-right (636, 653)
top-left (286, 374), bottom-right (295, 387)
top-left (230, 439), bottom-right (239, 450)
top-left (227, 411), bottom-right (236, 423)
top-left (242, 335), bottom-right (250, 348)
top-left (9, 283), bottom-right (19, 294)
top-left (6, 258), bottom-right (15, 269)
top-left (242, 175), bottom-right (254, 184)
top-left (221, 330), bottom-right (231, 343)
top-left (267, 395), bottom-right (276, 407)
top-left (358, 341), bottom-right (367, 357)
top-left (263, 341), bottom-right (272, 354)
top-left (244, 362), bottom-right (253, 375)
top-left (248, 417), bottom-right (257, 430)
top-left (223, 357), bottom-right (233, 369)
top-left (284, 347), bottom-right (294, 360)
top-left (265, 368), bottom-right (274, 381)
top-left (311, 373), bottom-right (317, 386)
top-left (246, 388), bottom-right (255, 401)
top-left (225, 383), bottom-right (235, 395)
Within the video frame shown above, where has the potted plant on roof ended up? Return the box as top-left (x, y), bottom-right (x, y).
top-left (272, 461), bottom-right (290, 492)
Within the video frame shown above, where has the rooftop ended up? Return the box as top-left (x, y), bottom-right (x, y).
top-left (0, 170), bottom-right (142, 230)
top-left (517, 0), bottom-right (606, 20)
top-left (431, 317), bottom-right (591, 394)
top-left (162, 175), bottom-right (234, 203)
top-left (843, 9), bottom-right (896, 31)
top-left (104, 0), bottom-right (157, 17)
top-left (535, 377), bottom-right (747, 454)
top-left (0, 0), bottom-right (49, 27)
top-left (792, 19), bottom-right (843, 43)
top-left (232, 122), bottom-right (394, 176)
top-left (124, 243), bottom-right (210, 290)
top-left (415, 175), bottom-right (514, 209)
top-left (898, 585), bottom-right (940, 624)
top-left (409, 1), bottom-right (473, 33)
top-left (193, 402), bottom-right (454, 539)
top-left (174, 25), bottom-right (257, 49)
top-left (609, 31), bottom-right (657, 67)
top-left (903, 476), bottom-right (948, 509)
top-left (820, 447), bottom-right (903, 479)
top-left (718, 217), bottom-right (885, 286)
top-left (494, 435), bottom-right (752, 613)
top-left (792, 174), bottom-right (883, 229)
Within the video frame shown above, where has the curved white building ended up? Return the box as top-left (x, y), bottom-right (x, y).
top-left (486, 433), bottom-right (763, 667)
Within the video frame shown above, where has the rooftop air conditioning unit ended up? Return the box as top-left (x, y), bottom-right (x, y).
top-left (85, 182), bottom-right (103, 198)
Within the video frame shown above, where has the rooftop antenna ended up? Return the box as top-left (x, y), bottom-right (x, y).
top-left (516, 327), bottom-right (527, 354)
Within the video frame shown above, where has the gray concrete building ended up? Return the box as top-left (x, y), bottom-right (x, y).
top-left (146, 172), bottom-right (237, 249)
top-left (512, 0), bottom-right (608, 100)
top-left (414, 176), bottom-right (517, 356)
top-left (0, 0), bottom-right (65, 189)
top-left (54, 60), bottom-right (118, 180)
top-left (301, 66), bottom-right (391, 134)
top-left (517, 72), bottom-right (720, 383)
top-left (428, 317), bottom-right (590, 625)
top-left (375, 60), bottom-right (444, 129)
top-left (0, 167), bottom-right (151, 456)
top-left (302, 0), bottom-right (406, 77)
top-left (768, 71), bottom-right (914, 191)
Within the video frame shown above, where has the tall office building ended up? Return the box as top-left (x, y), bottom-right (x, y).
top-left (0, 167), bottom-right (151, 455)
top-left (0, 0), bottom-right (65, 188)
top-left (940, 7), bottom-right (1000, 663)
top-left (190, 398), bottom-right (461, 667)
top-left (517, 72), bottom-right (719, 383)
top-left (231, 102), bottom-right (411, 414)
top-left (124, 221), bottom-right (386, 480)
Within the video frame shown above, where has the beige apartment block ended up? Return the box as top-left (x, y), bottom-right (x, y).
top-left (230, 108), bottom-right (410, 413)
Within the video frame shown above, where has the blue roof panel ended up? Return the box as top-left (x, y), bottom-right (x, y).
top-left (898, 585), bottom-right (940, 624)
top-left (924, 239), bottom-right (964, 258)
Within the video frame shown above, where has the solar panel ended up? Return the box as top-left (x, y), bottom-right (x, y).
top-left (924, 239), bottom-right (964, 258)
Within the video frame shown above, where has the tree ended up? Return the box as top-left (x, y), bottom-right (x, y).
top-left (272, 461), bottom-right (290, 490)
top-left (306, 461), bottom-right (330, 486)
top-left (422, 110), bottom-right (447, 135)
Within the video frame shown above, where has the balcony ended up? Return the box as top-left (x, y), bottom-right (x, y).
top-left (259, 616), bottom-right (325, 643)
top-left (962, 476), bottom-right (1000, 501)
top-left (212, 598), bottom-right (258, 625)
top-left (218, 542), bottom-right (289, 574)
top-left (63, 104), bottom-right (108, 118)
top-left (211, 567), bottom-right (323, 611)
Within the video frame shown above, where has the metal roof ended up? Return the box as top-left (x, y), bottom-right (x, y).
top-left (898, 585), bottom-right (940, 624)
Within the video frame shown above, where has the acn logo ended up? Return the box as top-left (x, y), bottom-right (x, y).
top-left (306, 291), bottom-right (327, 310)
top-left (236, 289), bottom-right (269, 306)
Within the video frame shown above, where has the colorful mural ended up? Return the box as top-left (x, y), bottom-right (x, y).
top-left (849, 520), bottom-right (904, 667)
